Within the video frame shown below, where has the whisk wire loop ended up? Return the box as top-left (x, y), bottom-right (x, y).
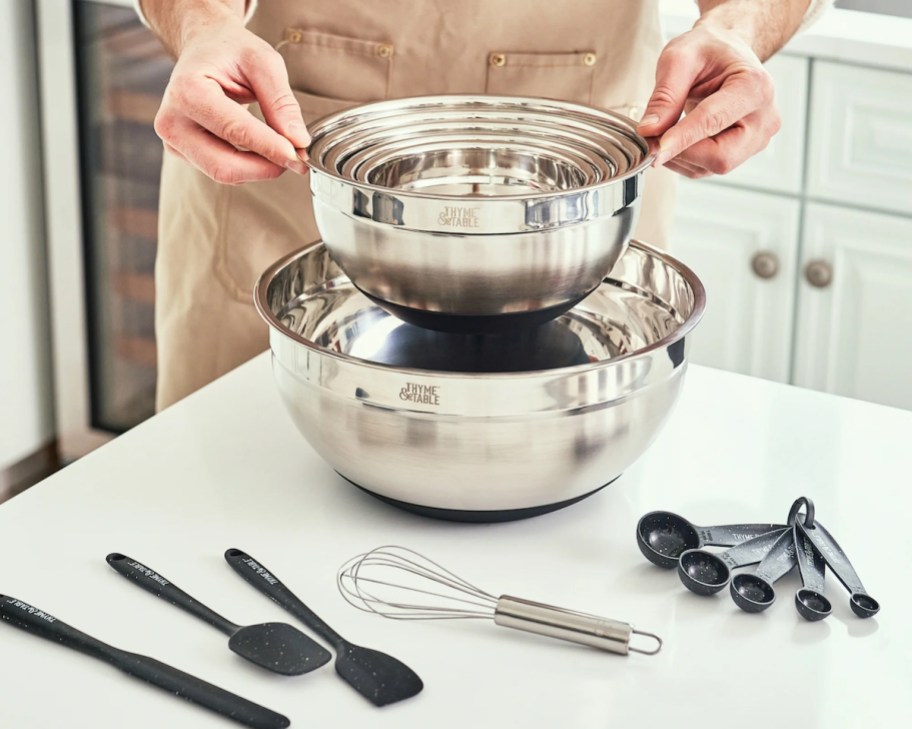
top-left (338, 545), bottom-right (498, 620)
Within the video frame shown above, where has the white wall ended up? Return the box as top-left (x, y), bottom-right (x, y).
top-left (0, 1), bottom-right (54, 471)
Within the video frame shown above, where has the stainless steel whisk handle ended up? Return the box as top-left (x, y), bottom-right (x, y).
top-left (493, 596), bottom-right (662, 656)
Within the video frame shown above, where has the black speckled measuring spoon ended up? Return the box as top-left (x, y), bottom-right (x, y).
top-left (106, 553), bottom-right (331, 675)
top-left (792, 521), bottom-right (833, 622)
top-left (678, 528), bottom-right (789, 596)
top-left (225, 548), bottom-right (423, 707)
top-left (636, 510), bottom-right (786, 568)
top-left (730, 528), bottom-right (797, 612)
top-left (795, 518), bottom-right (880, 618)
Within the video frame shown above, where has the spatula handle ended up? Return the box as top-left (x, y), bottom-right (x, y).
top-left (0, 594), bottom-right (112, 660)
top-left (106, 553), bottom-right (237, 636)
top-left (224, 548), bottom-right (343, 648)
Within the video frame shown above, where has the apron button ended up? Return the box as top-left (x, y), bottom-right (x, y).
top-left (287, 30), bottom-right (303, 43)
top-left (490, 53), bottom-right (507, 67)
top-left (583, 52), bottom-right (597, 67)
top-left (377, 43), bottom-right (394, 59)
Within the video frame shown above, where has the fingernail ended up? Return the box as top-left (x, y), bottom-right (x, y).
top-left (285, 159), bottom-right (309, 175)
top-left (638, 113), bottom-right (660, 126)
top-left (654, 137), bottom-right (673, 166)
top-left (295, 149), bottom-right (310, 164)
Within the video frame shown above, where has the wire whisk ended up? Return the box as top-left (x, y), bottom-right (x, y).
top-left (338, 545), bottom-right (662, 656)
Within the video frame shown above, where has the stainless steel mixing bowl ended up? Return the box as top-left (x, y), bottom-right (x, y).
top-left (306, 95), bottom-right (655, 332)
top-left (255, 239), bottom-right (705, 521)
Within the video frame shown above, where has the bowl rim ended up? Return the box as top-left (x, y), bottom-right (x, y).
top-left (254, 238), bottom-right (707, 381)
top-left (306, 94), bottom-right (657, 202)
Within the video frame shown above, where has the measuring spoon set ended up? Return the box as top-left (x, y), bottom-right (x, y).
top-left (0, 549), bottom-right (423, 728)
top-left (636, 497), bottom-right (880, 621)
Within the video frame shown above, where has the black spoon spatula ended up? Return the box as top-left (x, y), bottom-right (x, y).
top-left (0, 594), bottom-right (289, 729)
top-left (107, 553), bottom-right (331, 675)
top-left (224, 548), bottom-right (423, 706)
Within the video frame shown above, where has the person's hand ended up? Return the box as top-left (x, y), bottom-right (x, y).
top-left (636, 24), bottom-right (781, 179)
top-left (154, 15), bottom-right (310, 184)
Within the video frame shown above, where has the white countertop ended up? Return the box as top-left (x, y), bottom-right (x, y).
top-left (1, 354), bottom-right (910, 728)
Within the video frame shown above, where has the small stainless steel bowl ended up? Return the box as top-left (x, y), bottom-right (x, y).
top-left (316, 116), bottom-right (636, 184)
top-left (255, 239), bottom-right (705, 521)
top-left (307, 95), bottom-right (654, 331)
top-left (343, 135), bottom-right (611, 193)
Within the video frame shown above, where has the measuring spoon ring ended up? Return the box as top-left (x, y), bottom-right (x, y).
top-left (793, 521), bottom-right (833, 621)
top-left (730, 528), bottom-right (797, 612)
top-left (678, 528), bottom-right (789, 596)
top-left (636, 511), bottom-right (787, 569)
top-left (795, 518), bottom-right (880, 618)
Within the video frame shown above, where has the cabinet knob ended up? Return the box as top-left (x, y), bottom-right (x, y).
top-left (805, 259), bottom-right (833, 288)
top-left (751, 251), bottom-right (779, 279)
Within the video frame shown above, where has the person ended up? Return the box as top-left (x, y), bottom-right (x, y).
top-left (137, 0), bottom-right (831, 410)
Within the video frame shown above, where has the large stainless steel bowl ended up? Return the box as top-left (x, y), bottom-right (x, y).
top-left (255, 239), bottom-right (705, 522)
top-left (306, 95), bottom-right (655, 332)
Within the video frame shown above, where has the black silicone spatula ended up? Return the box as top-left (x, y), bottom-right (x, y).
top-left (106, 553), bottom-right (331, 675)
top-left (0, 594), bottom-right (289, 729)
top-left (224, 548), bottom-right (423, 706)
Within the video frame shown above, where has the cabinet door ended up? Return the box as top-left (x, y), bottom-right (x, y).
top-left (807, 61), bottom-right (912, 216)
top-left (793, 204), bottom-right (912, 410)
top-left (671, 181), bottom-right (801, 382)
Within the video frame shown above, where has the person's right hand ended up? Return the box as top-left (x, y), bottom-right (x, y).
top-left (154, 15), bottom-right (310, 184)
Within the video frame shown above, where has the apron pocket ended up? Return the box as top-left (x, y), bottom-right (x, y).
top-left (278, 27), bottom-right (393, 102)
top-left (485, 50), bottom-right (597, 105)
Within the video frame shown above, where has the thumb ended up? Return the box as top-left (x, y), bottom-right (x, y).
top-left (636, 48), bottom-right (698, 139)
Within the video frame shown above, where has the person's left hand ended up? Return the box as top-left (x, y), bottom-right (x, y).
top-left (636, 24), bottom-right (781, 179)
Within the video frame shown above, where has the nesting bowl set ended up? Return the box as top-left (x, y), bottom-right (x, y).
top-left (255, 95), bottom-right (706, 520)
top-left (306, 95), bottom-right (655, 330)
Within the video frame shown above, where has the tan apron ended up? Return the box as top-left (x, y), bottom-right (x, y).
top-left (155, 0), bottom-right (675, 410)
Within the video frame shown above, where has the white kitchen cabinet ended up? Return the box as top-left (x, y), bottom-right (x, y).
top-left (670, 44), bottom-right (912, 411)
top-left (671, 181), bottom-right (801, 383)
top-left (793, 203), bottom-right (912, 409)
top-left (807, 61), bottom-right (912, 216)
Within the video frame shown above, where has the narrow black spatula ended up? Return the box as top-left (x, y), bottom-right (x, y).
top-left (224, 548), bottom-right (423, 706)
top-left (0, 594), bottom-right (289, 729)
top-left (107, 553), bottom-right (331, 675)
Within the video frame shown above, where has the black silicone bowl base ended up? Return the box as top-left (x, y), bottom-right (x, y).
top-left (340, 474), bottom-right (620, 523)
top-left (360, 290), bottom-right (594, 334)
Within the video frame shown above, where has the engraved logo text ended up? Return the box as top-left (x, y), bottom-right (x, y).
top-left (438, 206), bottom-right (480, 228)
top-left (399, 382), bottom-right (440, 405)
